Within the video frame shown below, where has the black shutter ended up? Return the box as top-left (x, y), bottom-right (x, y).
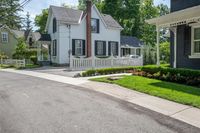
top-left (82, 40), bottom-right (86, 56)
top-left (116, 42), bottom-right (119, 56)
top-left (53, 18), bottom-right (57, 33)
top-left (103, 41), bottom-right (106, 56)
top-left (108, 42), bottom-right (111, 56)
top-left (72, 39), bottom-right (75, 56)
top-left (97, 19), bottom-right (100, 33)
top-left (95, 41), bottom-right (98, 56)
top-left (55, 40), bottom-right (57, 56)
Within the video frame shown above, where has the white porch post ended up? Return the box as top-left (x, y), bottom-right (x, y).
top-left (134, 48), bottom-right (137, 56)
top-left (156, 26), bottom-right (160, 66)
top-left (173, 27), bottom-right (177, 68)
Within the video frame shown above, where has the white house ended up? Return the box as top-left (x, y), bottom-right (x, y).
top-left (45, 0), bottom-right (143, 70)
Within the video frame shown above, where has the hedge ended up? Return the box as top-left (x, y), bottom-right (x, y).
top-left (81, 66), bottom-right (141, 77)
top-left (139, 66), bottom-right (200, 87)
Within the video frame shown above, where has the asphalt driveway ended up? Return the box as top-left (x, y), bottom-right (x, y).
top-left (0, 71), bottom-right (199, 133)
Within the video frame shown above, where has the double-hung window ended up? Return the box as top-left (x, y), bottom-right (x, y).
top-left (75, 40), bottom-right (83, 56)
top-left (72, 39), bottom-right (85, 56)
top-left (108, 41), bottom-right (118, 56)
top-left (91, 18), bottom-right (99, 33)
top-left (193, 27), bottom-right (200, 53)
top-left (96, 41), bottom-right (104, 55)
top-left (1, 32), bottom-right (8, 43)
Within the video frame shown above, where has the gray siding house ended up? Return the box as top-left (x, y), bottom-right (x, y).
top-left (147, 0), bottom-right (200, 69)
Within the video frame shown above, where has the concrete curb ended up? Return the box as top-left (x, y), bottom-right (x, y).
top-left (1, 69), bottom-right (200, 128)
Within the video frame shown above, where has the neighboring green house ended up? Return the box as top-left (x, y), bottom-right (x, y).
top-left (0, 25), bottom-right (43, 58)
top-left (0, 25), bottom-right (24, 58)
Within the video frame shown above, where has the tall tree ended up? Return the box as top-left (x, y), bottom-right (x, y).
top-left (0, 0), bottom-right (22, 29)
top-left (140, 0), bottom-right (159, 46)
top-left (78, 0), bottom-right (103, 11)
top-left (24, 12), bottom-right (32, 30)
top-left (157, 4), bottom-right (170, 16)
top-left (102, 0), bottom-right (141, 37)
top-left (34, 8), bottom-right (48, 33)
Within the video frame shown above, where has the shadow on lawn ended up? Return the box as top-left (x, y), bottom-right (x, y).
top-left (149, 81), bottom-right (200, 96)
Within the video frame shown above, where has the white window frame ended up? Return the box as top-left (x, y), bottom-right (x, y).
top-left (1, 32), bottom-right (8, 43)
top-left (97, 41), bottom-right (104, 55)
top-left (75, 40), bottom-right (83, 56)
top-left (190, 25), bottom-right (200, 58)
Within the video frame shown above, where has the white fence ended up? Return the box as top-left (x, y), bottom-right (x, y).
top-left (0, 59), bottom-right (26, 68)
top-left (70, 56), bottom-right (143, 70)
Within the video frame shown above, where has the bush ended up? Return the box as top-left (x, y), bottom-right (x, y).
top-left (30, 56), bottom-right (38, 65)
top-left (139, 66), bottom-right (200, 87)
top-left (81, 66), bottom-right (141, 77)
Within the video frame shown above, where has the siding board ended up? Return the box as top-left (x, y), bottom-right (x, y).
top-left (171, 0), bottom-right (200, 12)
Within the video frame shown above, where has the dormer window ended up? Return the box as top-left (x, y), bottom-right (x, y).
top-left (53, 18), bottom-right (57, 33)
top-left (91, 18), bottom-right (99, 33)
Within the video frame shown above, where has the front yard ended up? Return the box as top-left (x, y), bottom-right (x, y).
top-left (91, 75), bottom-right (200, 108)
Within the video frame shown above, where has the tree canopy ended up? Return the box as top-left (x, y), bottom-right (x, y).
top-left (34, 8), bottom-right (49, 33)
top-left (0, 0), bottom-right (22, 29)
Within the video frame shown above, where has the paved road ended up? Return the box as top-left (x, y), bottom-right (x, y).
top-left (0, 71), bottom-right (199, 133)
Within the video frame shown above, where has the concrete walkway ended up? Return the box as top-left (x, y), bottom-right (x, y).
top-left (1, 68), bottom-right (200, 129)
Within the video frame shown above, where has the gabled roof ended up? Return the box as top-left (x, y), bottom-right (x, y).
top-left (50, 5), bottom-right (83, 24)
top-left (49, 5), bottom-right (123, 29)
top-left (121, 36), bottom-right (143, 48)
top-left (11, 30), bottom-right (25, 38)
top-left (101, 14), bottom-right (122, 29)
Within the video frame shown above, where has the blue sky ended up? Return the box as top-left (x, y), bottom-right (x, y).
top-left (20, 0), bottom-right (170, 30)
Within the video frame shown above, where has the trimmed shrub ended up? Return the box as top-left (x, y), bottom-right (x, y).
top-left (139, 66), bottom-right (200, 87)
top-left (81, 66), bottom-right (141, 77)
top-left (30, 56), bottom-right (38, 65)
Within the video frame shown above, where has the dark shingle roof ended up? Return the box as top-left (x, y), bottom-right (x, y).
top-left (51, 5), bottom-right (83, 24)
top-left (38, 34), bottom-right (51, 41)
top-left (50, 5), bottom-right (122, 29)
top-left (121, 36), bottom-right (143, 48)
top-left (101, 14), bottom-right (122, 29)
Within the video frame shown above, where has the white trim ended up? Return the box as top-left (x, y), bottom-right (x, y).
top-left (173, 27), bottom-right (177, 68)
top-left (190, 25), bottom-right (200, 58)
top-left (156, 27), bottom-right (160, 66)
top-left (146, 5), bottom-right (200, 27)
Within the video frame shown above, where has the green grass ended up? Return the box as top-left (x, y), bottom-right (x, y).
top-left (24, 64), bottom-right (40, 69)
top-left (91, 75), bottom-right (200, 108)
top-left (0, 64), bottom-right (40, 69)
top-left (0, 64), bottom-right (14, 69)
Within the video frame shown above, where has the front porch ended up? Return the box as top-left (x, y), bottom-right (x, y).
top-left (146, 5), bottom-right (200, 69)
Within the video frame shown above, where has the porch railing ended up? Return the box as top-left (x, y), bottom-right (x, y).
top-left (70, 56), bottom-right (143, 70)
top-left (0, 59), bottom-right (26, 68)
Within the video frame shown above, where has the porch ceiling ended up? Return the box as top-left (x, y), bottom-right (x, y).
top-left (146, 5), bottom-right (200, 28)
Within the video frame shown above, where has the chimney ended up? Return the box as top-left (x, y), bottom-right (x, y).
top-left (86, 0), bottom-right (92, 57)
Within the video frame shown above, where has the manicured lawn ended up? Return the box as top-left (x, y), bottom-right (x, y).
top-left (91, 75), bottom-right (200, 108)
top-left (0, 64), bottom-right (40, 69)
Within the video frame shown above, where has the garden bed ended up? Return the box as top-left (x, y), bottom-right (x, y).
top-left (82, 64), bottom-right (200, 88)
top-left (91, 75), bottom-right (200, 108)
